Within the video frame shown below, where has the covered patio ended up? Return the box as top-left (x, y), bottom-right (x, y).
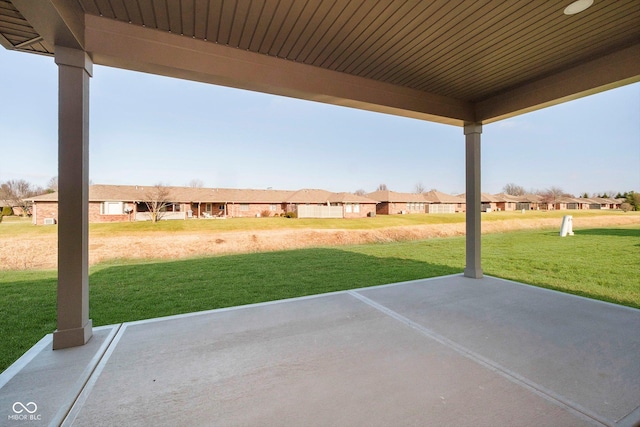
top-left (1, 1), bottom-right (639, 425)
top-left (2, 275), bottom-right (639, 426)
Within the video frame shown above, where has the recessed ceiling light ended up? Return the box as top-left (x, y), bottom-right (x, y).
top-left (564, 0), bottom-right (594, 15)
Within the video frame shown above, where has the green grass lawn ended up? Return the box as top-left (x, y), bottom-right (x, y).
top-left (1, 224), bottom-right (638, 372)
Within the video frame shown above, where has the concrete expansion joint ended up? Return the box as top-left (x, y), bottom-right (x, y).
top-left (346, 289), bottom-right (611, 427)
top-left (59, 324), bottom-right (124, 427)
top-left (616, 404), bottom-right (640, 427)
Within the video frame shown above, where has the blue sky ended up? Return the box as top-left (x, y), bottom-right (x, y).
top-left (1, 47), bottom-right (638, 196)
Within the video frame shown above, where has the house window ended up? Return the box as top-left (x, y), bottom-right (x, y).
top-left (269, 204), bottom-right (277, 211)
top-left (101, 202), bottom-right (123, 215)
top-left (345, 203), bottom-right (352, 213)
top-left (219, 205), bottom-right (225, 210)
top-left (205, 203), bottom-right (212, 212)
top-left (240, 204), bottom-right (249, 211)
top-left (353, 203), bottom-right (360, 213)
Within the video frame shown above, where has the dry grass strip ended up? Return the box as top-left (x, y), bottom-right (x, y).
top-left (1, 215), bottom-right (637, 271)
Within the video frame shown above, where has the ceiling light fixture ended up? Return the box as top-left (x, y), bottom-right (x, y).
top-left (564, 0), bottom-right (594, 15)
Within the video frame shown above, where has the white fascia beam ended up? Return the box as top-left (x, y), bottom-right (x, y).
top-left (11, 0), bottom-right (84, 50)
top-left (477, 43), bottom-right (640, 124)
top-left (84, 14), bottom-right (474, 127)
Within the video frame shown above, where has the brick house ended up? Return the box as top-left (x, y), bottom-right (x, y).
top-left (328, 193), bottom-right (378, 218)
top-left (586, 197), bottom-right (619, 210)
top-left (282, 189), bottom-right (377, 218)
top-left (493, 193), bottom-right (524, 211)
top-left (0, 200), bottom-right (26, 216)
top-left (192, 188), bottom-right (294, 218)
top-left (366, 190), bottom-right (428, 215)
top-left (423, 190), bottom-right (466, 213)
top-left (28, 184), bottom-right (378, 224)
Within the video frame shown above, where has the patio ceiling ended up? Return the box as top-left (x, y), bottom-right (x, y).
top-left (2, 0), bottom-right (639, 126)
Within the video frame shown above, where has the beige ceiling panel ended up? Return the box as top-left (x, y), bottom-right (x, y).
top-left (246, 0), bottom-right (281, 52)
top-left (124, 1), bottom-right (143, 25)
top-left (233, 0), bottom-right (260, 46)
top-left (370, 1), bottom-right (486, 85)
top-left (80, 1), bottom-right (99, 16)
top-left (165, 0), bottom-right (181, 35)
top-left (0, 19), bottom-right (34, 37)
top-left (93, 0), bottom-right (115, 19)
top-left (109, 0), bottom-right (131, 22)
top-left (343, 1), bottom-right (452, 76)
top-left (192, 1), bottom-right (208, 40)
top-left (281, 0), bottom-right (334, 59)
top-left (317, 0), bottom-right (385, 69)
top-left (148, 0), bottom-right (168, 31)
top-left (204, 0), bottom-right (222, 42)
top-left (179, 0), bottom-right (195, 37)
top-left (297, 0), bottom-right (365, 65)
top-left (416, 5), bottom-right (562, 96)
top-left (216, 0), bottom-right (237, 45)
top-left (274, 0), bottom-right (327, 59)
top-left (343, 1), bottom-right (438, 78)
top-left (465, 22), bottom-right (640, 100)
top-left (235, 1), bottom-right (265, 50)
top-left (395, 2), bottom-right (540, 91)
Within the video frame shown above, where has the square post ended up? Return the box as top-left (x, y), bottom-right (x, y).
top-left (53, 46), bottom-right (93, 349)
top-left (464, 122), bottom-right (483, 279)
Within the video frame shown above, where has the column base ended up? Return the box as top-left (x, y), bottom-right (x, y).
top-left (53, 319), bottom-right (93, 350)
top-left (464, 267), bottom-right (483, 279)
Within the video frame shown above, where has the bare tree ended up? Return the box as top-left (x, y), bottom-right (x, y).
top-left (188, 179), bottom-right (204, 188)
top-left (540, 186), bottom-right (569, 206)
top-left (46, 176), bottom-right (58, 192)
top-left (143, 184), bottom-right (171, 223)
top-left (47, 176), bottom-right (59, 193)
top-left (0, 179), bottom-right (44, 216)
top-left (376, 183), bottom-right (388, 191)
top-left (414, 182), bottom-right (425, 194)
top-left (502, 183), bottom-right (526, 196)
top-left (354, 189), bottom-right (366, 196)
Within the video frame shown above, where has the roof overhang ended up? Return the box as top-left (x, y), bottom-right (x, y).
top-left (83, 14), bottom-right (474, 126)
top-left (2, 0), bottom-right (639, 126)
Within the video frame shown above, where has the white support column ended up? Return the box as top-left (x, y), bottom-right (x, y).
top-left (464, 122), bottom-right (483, 279)
top-left (53, 46), bottom-right (93, 349)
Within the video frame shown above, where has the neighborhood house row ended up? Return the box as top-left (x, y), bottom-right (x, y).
top-left (24, 185), bottom-right (623, 225)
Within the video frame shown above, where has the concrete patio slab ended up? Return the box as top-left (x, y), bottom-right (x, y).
top-left (356, 276), bottom-right (640, 426)
top-left (0, 325), bottom-right (119, 426)
top-left (1, 275), bottom-right (638, 426)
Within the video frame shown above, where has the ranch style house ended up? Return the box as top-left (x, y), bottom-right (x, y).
top-left (26, 184), bottom-right (623, 225)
